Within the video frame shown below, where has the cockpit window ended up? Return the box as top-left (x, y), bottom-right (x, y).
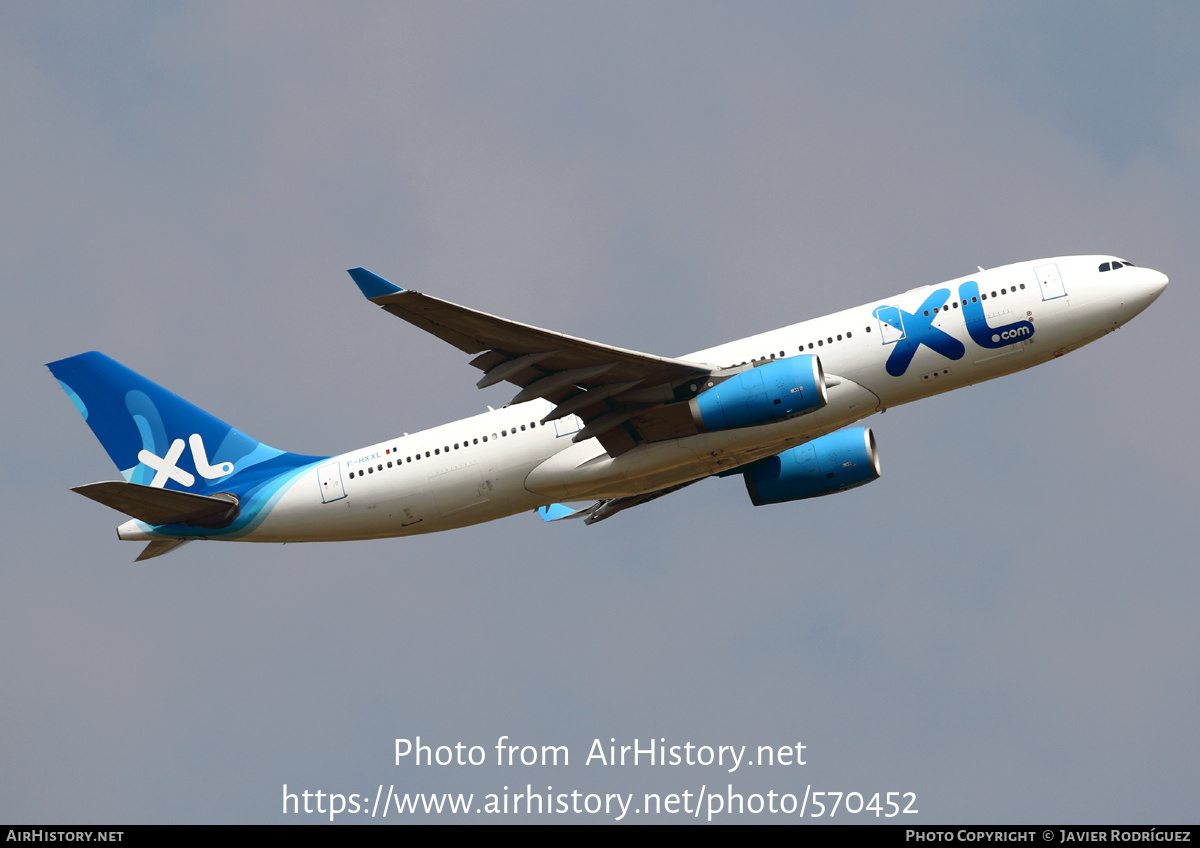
top-left (1101, 259), bottom-right (1136, 272)
top-left (1099, 262), bottom-right (1111, 272)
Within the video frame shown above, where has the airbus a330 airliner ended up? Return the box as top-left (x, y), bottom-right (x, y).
top-left (50, 256), bottom-right (1166, 560)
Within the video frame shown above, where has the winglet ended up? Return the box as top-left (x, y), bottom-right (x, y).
top-left (348, 267), bottom-right (404, 299)
top-left (537, 503), bottom-right (582, 522)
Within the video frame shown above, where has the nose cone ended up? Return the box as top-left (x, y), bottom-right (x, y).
top-left (1146, 267), bottom-right (1169, 298)
top-left (1133, 266), bottom-right (1169, 310)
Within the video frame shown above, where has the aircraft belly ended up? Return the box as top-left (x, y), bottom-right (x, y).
top-left (419, 457), bottom-right (547, 531)
top-left (428, 461), bottom-right (489, 518)
top-left (524, 377), bottom-right (882, 500)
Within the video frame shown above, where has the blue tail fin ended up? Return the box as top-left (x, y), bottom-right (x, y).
top-left (48, 352), bottom-right (322, 497)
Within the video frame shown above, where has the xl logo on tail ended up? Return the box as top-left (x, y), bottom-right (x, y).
top-left (138, 434), bottom-right (234, 488)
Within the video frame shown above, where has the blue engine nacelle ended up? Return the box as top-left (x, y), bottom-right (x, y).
top-left (690, 355), bottom-right (827, 433)
top-left (744, 427), bottom-right (880, 505)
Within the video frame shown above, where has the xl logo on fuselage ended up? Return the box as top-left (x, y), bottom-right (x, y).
top-left (138, 433), bottom-right (234, 488)
top-left (874, 283), bottom-right (1036, 377)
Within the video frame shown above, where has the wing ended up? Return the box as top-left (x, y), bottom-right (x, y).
top-left (349, 268), bottom-right (714, 455)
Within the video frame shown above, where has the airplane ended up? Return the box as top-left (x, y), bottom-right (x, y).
top-left (49, 255), bottom-right (1167, 560)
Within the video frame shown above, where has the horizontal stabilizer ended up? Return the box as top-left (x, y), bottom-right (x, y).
top-left (71, 481), bottom-right (240, 527)
top-left (136, 539), bottom-right (191, 561)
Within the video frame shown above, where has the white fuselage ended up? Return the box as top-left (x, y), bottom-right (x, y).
top-left (121, 256), bottom-right (1167, 544)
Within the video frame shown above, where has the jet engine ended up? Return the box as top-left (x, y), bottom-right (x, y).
top-left (743, 427), bottom-right (880, 505)
top-left (690, 355), bottom-right (827, 433)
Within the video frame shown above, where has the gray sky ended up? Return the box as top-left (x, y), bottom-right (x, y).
top-left (3, 1), bottom-right (1198, 823)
